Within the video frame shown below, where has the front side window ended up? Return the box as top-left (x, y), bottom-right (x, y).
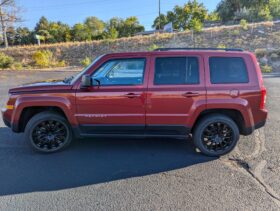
top-left (209, 57), bottom-right (249, 84)
top-left (92, 58), bottom-right (146, 86)
top-left (154, 57), bottom-right (199, 85)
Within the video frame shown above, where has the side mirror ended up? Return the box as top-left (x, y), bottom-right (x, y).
top-left (81, 75), bottom-right (92, 88)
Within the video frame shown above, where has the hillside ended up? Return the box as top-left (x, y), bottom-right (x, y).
top-left (0, 21), bottom-right (280, 71)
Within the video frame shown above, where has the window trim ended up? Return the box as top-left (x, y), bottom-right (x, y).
top-left (91, 58), bottom-right (147, 87)
top-left (209, 56), bottom-right (249, 84)
top-left (153, 56), bottom-right (200, 86)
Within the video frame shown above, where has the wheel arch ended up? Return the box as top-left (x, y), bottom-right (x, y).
top-left (191, 108), bottom-right (247, 135)
top-left (12, 96), bottom-right (78, 133)
top-left (17, 106), bottom-right (68, 133)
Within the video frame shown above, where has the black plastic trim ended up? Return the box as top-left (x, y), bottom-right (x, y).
top-left (154, 48), bottom-right (244, 52)
top-left (77, 124), bottom-right (190, 137)
top-left (3, 117), bottom-right (11, 128)
top-left (243, 120), bottom-right (266, 136)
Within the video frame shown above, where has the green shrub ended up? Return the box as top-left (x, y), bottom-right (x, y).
top-left (261, 65), bottom-right (272, 73)
top-left (57, 60), bottom-right (66, 67)
top-left (11, 62), bottom-right (23, 70)
top-left (80, 57), bottom-right (91, 67)
top-left (0, 52), bottom-right (14, 69)
top-left (217, 43), bottom-right (226, 48)
top-left (32, 50), bottom-right (54, 67)
top-left (232, 29), bottom-right (240, 35)
top-left (32, 50), bottom-right (65, 68)
top-left (240, 19), bottom-right (248, 30)
top-left (147, 44), bottom-right (160, 51)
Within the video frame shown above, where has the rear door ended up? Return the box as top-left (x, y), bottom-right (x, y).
top-left (146, 53), bottom-right (206, 135)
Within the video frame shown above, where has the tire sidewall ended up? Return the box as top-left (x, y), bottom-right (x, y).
top-left (25, 112), bottom-right (73, 153)
top-left (193, 115), bottom-right (240, 157)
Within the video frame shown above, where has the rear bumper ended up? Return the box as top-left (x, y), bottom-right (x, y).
top-left (243, 120), bottom-right (266, 136)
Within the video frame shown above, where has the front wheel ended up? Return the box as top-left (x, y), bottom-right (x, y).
top-left (193, 114), bottom-right (240, 157)
top-left (25, 111), bottom-right (73, 153)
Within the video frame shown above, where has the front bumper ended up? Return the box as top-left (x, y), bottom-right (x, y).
top-left (1, 108), bottom-right (12, 128)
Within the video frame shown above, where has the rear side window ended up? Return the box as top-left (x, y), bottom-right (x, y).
top-left (154, 57), bottom-right (199, 85)
top-left (209, 57), bottom-right (249, 84)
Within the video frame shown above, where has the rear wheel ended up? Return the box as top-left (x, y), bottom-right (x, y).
top-left (193, 114), bottom-right (239, 157)
top-left (25, 111), bottom-right (73, 153)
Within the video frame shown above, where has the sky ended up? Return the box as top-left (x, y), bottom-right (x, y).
top-left (16, 0), bottom-right (220, 30)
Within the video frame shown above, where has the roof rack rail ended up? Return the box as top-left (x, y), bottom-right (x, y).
top-left (154, 48), bottom-right (244, 52)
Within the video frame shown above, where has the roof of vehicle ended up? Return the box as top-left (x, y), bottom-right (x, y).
top-left (104, 48), bottom-right (252, 57)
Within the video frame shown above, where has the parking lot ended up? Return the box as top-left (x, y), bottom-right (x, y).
top-left (0, 70), bottom-right (280, 210)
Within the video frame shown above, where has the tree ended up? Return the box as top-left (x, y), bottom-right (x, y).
top-left (48, 21), bottom-right (71, 43)
top-left (0, 0), bottom-right (21, 48)
top-left (34, 16), bottom-right (51, 43)
top-left (269, 0), bottom-right (280, 18)
top-left (104, 16), bottom-right (144, 38)
top-left (84, 16), bottom-right (105, 39)
top-left (216, 0), bottom-right (280, 22)
top-left (216, 0), bottom-right (243, 22)
top-left (35, 16), bottom-right (49, 33)
top-left (152, 0), bottom-right (208, 32)
top-left (71, 23), bottom-right (91, 41)
top-left (14, 27), bottom-right (33, 45)
top-left (206, 12), bottom-right (220, 21)
top-left (6, 25), bottom-right (15, 45)
top-left (118, 16), bottom-right (144, 37)
top-left (152, 14), bottom-right (168, 30)
top-left (103, 17), bottom-right (122, 39)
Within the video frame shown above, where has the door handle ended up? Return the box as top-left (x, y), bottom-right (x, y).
top-left (182, 92), bottom-right (200, 97)
top-left (124, 93), bottom-right (141, 98)
top-left (230, 89), bottom-right (239, 98)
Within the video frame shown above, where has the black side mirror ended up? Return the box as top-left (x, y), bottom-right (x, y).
top-left (81, 75), bottom-right (92, 88)
top-left (92, 78), bottom-right (100, 86)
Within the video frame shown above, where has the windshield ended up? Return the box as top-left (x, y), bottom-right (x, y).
top-left (69, 55), bottom-right (103, 84)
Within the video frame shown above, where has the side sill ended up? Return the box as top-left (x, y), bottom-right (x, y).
top-left (79, 133), bottom-right (187, 139)
top-left (72, 125), bottom-right (190, 139)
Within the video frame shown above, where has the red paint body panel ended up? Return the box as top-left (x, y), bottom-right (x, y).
top-left (146, 53), bottom-right (206, 127)
top-left (2, 50), bottom-right (267, 136)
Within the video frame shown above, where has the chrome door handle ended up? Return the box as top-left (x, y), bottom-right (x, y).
top-left (182, 92), bottom-right (199, 97)
top-left (124, 93), bottom-right (141, 98)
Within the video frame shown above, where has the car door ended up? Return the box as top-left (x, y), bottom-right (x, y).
top-left (75, 56), bottom-right (149, 135)
top-left (146, 53), bottom-right (206, 135)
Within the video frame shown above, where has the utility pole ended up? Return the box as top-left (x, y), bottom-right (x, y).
top-left (158, 0), bottom-right (161, 30)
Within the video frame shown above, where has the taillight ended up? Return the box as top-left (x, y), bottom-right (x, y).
top-left (260, 88), bottom-right (267, 109)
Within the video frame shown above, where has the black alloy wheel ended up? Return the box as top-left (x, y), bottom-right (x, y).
top-left (201, 122), bottom-right (234, 152)
top-left (25, 111), bottom-right (73, 153)
top-left (193, 114), bottom-right (239, 157)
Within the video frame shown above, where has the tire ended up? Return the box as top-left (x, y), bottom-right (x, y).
top-left (25, 111), bottom-right (73, 153)
top-left (193, 114), bottom-right (240, 157)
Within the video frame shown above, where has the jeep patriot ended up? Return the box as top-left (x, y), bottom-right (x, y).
top-left (2, 48), bottom-right (268, 156)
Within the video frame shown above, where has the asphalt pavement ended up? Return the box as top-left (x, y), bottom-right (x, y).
top-left (0, 70), bottom-right (280, 211)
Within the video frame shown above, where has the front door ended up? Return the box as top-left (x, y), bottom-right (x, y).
top-left (75, 56), bottom-right (149, 135)
top-left (146, 54), bottom-right (206, 135)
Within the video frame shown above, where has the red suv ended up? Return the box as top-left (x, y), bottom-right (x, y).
top-left (2, 48), bottom-right (267, 156)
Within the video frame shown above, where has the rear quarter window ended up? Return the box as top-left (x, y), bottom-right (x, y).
top-left (209, 57), bottom-right (249, 84)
